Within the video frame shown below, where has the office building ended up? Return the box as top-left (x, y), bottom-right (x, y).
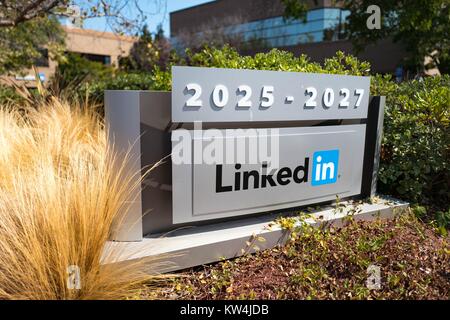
top-left (170, 0), bottom-right (407, 73)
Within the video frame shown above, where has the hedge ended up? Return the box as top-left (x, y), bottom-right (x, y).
top-left (372, 75), bottom-right (449, 206)
top-left (85, 72), bottom-right (154, 103)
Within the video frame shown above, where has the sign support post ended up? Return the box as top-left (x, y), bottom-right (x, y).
top-left (361, 96), bottom-right (385, 198)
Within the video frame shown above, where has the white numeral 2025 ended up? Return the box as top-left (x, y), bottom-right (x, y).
top-left (185, 84), bottom-right (275, 109)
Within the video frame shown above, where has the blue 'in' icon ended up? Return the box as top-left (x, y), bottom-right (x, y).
top-left (311, 150), bottom-right (339, 186)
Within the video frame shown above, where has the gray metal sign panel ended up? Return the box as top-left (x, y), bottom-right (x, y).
top-left (172, 124), bottom-right (366, 223)
top-left (172, 66), bottom-right (370, 123)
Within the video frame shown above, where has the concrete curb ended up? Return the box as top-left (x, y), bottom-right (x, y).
top-left (104, 196), bottom-right (409, 273)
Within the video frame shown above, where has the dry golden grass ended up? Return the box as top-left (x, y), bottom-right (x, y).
top-left (0, 98), bottom-right (157, 299)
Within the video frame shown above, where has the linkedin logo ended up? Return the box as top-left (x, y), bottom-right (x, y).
top-left (215, 149), bottom-right (340, 193)
top-left (311, 150), bottom-right (339, 186)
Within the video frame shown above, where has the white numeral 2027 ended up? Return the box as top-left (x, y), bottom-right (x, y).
top-left (305, 87), bottom-right (364, 108)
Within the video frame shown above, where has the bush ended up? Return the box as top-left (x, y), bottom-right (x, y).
top-left (56, 52), bottom-right (114, 85)
top-left (0, 98), bottom-right (155, 299)
top-left (0, 84), bottom-right (24, 105)
top-left (372, 75), bottom-right (449, 207)
top-left (152, 213), bottom-right (449, 300)
top-left (151, 45), bottom-right (371, 90)
top-left (53, 53), bottom-right (115, 98)
top-left (25, 53), bottom-right (117, 106)
top-left (86, 72), bottom-right (154, 103)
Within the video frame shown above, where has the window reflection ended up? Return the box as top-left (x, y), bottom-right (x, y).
top-left (172, 8), bottom-right (350, 48)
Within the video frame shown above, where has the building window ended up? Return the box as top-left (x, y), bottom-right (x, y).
top-left (34, 49), bottom-right (49, 67)
top-left (79, 53), bottom-right (112, 65)
top-left (172, 8), bottom-right (351, 49)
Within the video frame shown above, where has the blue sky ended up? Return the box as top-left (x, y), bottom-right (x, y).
top-left (81, 0), bottom-right (214, 37)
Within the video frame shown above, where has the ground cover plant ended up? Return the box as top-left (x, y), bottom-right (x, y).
top-left (372, 75), bottom-right (450, 213)
top-left (150, 212), bottom-right (449, 300)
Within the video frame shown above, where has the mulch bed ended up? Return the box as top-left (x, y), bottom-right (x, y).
top-left (146, 213), bottom-right (449, 300)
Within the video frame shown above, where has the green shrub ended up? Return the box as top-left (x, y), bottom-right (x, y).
top-left (0, 84), bottom-right (24, 105)
top-left (435, 208), bottom-right (450, 236)
top-left (38, 53), bottom-right (117, 104)
top-left (56, 52), bottom-right (114, 86)
top-left (151, 45), bottom-right (371, 90)
top-left (152, 213), bottom-right (449, 299)
top-left (372, 75), bottom-right (449, 206)
top-left (85, 72), bottom-right (154, 103)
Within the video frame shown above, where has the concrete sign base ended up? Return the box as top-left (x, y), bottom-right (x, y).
top-left (104, 196), bottom-right (408, 273)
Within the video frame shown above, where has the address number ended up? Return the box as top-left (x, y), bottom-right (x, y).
top-left (184, 84), bottom-right (365, 109)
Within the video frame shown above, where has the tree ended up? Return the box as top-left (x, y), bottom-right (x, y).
top-left (152, 23), bottom-right (171, 70)
top-left (0, 15), bottom-right (65, 74)
top-left (0, 1), bottom-right (168, 74)
top-left (68, 1), bottom-right (168, 34)
top-left (120, 24), bottom-right (171, 72)
top-left (281, 0), bottom-right (450, 73)
top-left (0, 0), bottom-right (64, 27)
top-left (0, 1), bottom-right (67, 74)
top-left (0, 1), bottom-right (168, 33)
